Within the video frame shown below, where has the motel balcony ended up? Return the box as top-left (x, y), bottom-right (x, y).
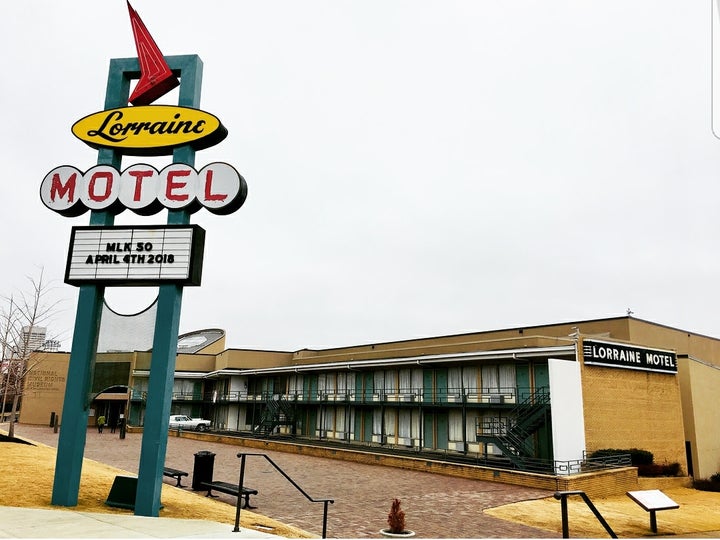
top-left (203, 387), bottom-right (523, 407)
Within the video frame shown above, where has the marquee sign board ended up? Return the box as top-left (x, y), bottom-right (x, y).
top-left (64, 225), bottom-right (205, 286)
top-left (582, 339), bottom-right (677, 374)
top-left (72, 105), bottom-right (228, 156)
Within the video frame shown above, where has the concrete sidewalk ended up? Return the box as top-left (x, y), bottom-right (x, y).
top-left (0, 505), bottom-right (280, 538)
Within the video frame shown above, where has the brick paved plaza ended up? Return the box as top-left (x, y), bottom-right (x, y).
top-left (16, 425), bottom-right (558, 538)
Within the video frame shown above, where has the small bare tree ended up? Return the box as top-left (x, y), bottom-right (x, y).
top-left (0, 269), bottom-right (62, 438)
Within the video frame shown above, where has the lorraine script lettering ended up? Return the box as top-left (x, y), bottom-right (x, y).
top-left (87, 110), bottom-right (206, 142)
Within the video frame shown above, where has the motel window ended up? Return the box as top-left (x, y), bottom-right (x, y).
top-left (399, 369), bottom-right (412, 395)
top-left (384, 408), bottom-right (397, 437)
top-left (449, 410), bottom-right (464, 442)
top-left (384, 370), bottom-right (398, 395)
top-left (463, 366), bottom-right (479, 395)
top-left (318, 373), bottom-right (327, 395)
top-left (398, 409), bottom-right (412, 438)
top-left (448, 368), bottom-right (462, 395)
top-left (288, 374), bottom-right (303, 397)
top-left (373, 409), bottom-right (383, 435)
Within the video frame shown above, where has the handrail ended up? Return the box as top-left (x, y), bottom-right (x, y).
top-left (234, 452), bottom-right (334, 538)
top-left (554, 490), bottom-right (617, 538)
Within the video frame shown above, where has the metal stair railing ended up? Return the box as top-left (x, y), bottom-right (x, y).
top-left (476, 389), bottom-right (550, 465)
top-left (476, 418), bottom-right (533, 466)
top-left (503, 389), bottom-right (550, 453)
top-left (235, 453), bottom-right (334, 538)
top-left (253, 395), bottom-right (297, 435)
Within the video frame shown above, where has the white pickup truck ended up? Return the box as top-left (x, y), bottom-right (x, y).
top-left (168, 414), bottom-right (211, 431)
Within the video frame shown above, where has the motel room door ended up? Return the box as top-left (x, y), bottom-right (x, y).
top-left (422, 410), bottom-right (449, 451)
top-left (533, 362), bottom-right (553, 461)
top-left (423, 369), bottom-right (448, 403)
top-left (354, 373), bottom-right (374, 442)
top-left (421, 369), bottom-right (449, 450)
top-left (353, 408), bottom-right (373, 443)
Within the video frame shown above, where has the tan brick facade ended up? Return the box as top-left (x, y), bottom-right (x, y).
top-left (580, 345), bottom-right (687, 472)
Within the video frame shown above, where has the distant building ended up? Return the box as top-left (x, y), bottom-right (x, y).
top-left (17, 326), bottom-right (47, 356)
top-left (41, 340), bottom-right (61, 352)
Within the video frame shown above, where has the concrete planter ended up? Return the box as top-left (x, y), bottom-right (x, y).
top-left (380, 529), bottom-right (415, 537)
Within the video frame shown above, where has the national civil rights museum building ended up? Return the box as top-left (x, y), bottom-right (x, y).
top-left (18, 315), bottom-right (720, 482)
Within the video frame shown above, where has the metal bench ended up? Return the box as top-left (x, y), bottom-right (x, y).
top-left (201, 480), bottom-right (258, 509)
top-left (162, 467), bottom-right (188, 487)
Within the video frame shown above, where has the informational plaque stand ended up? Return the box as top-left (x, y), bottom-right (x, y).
top-left (626, 489), bottom-right (679, 533)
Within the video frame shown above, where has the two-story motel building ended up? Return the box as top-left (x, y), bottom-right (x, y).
top-left (19, 315), bottom-right (720, 484)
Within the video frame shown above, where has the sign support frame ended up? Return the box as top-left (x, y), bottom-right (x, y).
top-left (51, 54), bottom-right (203, 518)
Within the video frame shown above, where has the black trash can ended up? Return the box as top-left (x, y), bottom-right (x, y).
top-left (191, 450), bottom-right (216, 491)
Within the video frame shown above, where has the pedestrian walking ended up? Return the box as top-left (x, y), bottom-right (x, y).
top-left (97, 414), bottom-right (106, 433)
top-left (109, 417), bottom-right (117, 433)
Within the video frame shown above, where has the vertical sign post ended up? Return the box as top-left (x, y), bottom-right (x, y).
top-left (135, 54), bottom-right (202, 517)
top-left (50, 63), bottom-right (128, 507)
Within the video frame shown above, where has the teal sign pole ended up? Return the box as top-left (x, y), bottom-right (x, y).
top-left (135, 54), bottom-right (202, 517)
top-left (51, 61), bottom-right (128, 506)
top-left (52, 54), bottom-right (204, 515)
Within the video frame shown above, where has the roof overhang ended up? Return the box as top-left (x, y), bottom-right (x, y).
top-left (202, 345), bottom-right (577, 378)
top-left (131, 370), bottom-right (208, 378)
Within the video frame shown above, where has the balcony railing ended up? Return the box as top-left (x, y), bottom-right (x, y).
top-left (206, 387), bottom-right (521, 405)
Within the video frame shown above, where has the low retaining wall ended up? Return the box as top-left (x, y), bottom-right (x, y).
top-left (172, 431), bottom-right (641, 497)
top-left (638, 475), bottom-right (693, 490)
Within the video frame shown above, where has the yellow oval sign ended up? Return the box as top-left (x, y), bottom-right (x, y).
top-left (72, 105), bottom-right (228, 156)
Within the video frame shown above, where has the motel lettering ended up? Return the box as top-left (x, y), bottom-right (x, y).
top-left (582, 339), bottom-right (677, 374)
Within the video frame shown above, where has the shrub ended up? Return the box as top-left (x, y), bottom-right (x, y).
top-left (694, 475), bottom-right (720, 492)
top-left (637, 462), bottom-right (681, 477)
top-left (589, 448), bottom-right (653, 466)
top-left (387, 498), bottom-right (406, 534)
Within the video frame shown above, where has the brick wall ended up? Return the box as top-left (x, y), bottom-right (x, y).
top-left (580, 361), bottom-right (687, 472)
top-left (178, 431), bottom-right (642, 497)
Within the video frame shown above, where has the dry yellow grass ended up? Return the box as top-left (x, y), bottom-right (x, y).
top-left (0, 438), bottom-right (313, 538)
top-left (485, 487), bottom-right (720, 537)
top-left (6, 431), bottom-right (720, 538)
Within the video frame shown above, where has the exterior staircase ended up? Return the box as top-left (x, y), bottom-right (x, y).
top-left (253, 395), bottom-right (297, 436)
top-left (476, 388), bottom-right (550, 469)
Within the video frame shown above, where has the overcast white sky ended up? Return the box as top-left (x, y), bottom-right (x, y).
top-left (2, 1), bottom-right (719, 351)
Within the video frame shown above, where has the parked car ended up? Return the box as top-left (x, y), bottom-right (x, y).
top-left (168, 414), bottom-right (211, 431)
